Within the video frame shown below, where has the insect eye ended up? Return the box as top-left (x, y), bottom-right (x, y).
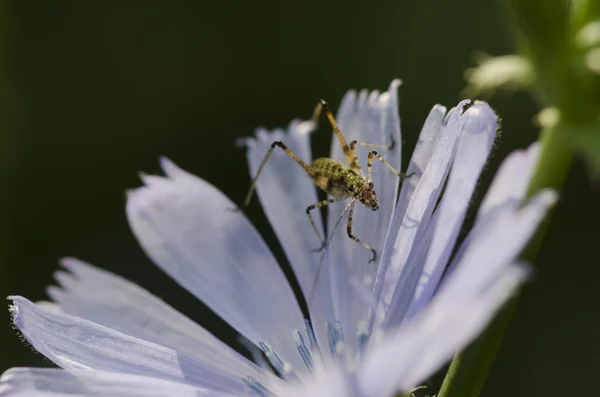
top-left (368, 182), bottom-right (374, 189)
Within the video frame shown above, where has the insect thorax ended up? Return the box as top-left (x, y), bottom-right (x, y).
top-left (310, 157), bottom-right (368, 200)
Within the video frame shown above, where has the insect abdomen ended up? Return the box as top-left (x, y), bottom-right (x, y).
top-left (310, 157), bottom-right (359, 199)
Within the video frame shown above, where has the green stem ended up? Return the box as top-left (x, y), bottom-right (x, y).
top-left (525, 125), bottom-right (575, 197)
top-left (437, 125), bottom-right (574, 397)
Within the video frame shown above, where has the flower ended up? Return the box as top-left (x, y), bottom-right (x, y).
top-left (0, 80), bottom-right (556, 397)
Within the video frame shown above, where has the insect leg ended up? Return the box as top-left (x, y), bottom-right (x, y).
top-left (314, 100), bottom-right (364, 173)
top-left (346, 200), bottom-right (377, 263)
top-left (307, 199), bottom-right (356, 307)
top-left (349, 139), bottom-right (394, 151)
top-left (240, 141), bottom-right (316, 209)
top-left (366, 150), bottom-right (412, 183)
top-left (306, 198), bottom-right (345, 252)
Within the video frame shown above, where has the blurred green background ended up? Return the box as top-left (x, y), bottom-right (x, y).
top-left (1, 1), bottom-right (599, 396)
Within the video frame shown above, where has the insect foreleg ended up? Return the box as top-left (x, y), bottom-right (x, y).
top-left (349, 138), bottom-right (395, 151)
top-left (366, 150), bottom-right (411, 183)
top-left (306, 198), bottom-right (344, 252)
top-left (348, 136), bottom-right (397, 174)
top-left (240, 141), bottom-right (315, 209)
top-left (346, 200), bottom-right (377, 263)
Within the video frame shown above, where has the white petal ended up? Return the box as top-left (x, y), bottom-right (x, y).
top-left (396, 104), bottom-right (448, 222)
top-left (240, 120), bottom-right (335, 357)
top-left (241, 120), bottom-right (322, 297)
top-left (375, 101), bottom-right (471, 329)
top-left (360, 264), bottom-right (529, 396)
top-left (478, 142), bottom-right (540, 216)
top-left (442, 142), bottom-right (542, 278)
top-left (34, 301), bottom-right (63, 313)
top-left (372, 104), bottom-right (446, 328)
top-left (381, 185), bottom-right (557, 389)
top-left (325, 80), bottom-right (402, 346)
top-left (9, 296), bottom-right (275, 393)
top-left (437, 189), bottom-right (557, 302)
top-left (0, 368), bottom-right (236, 397)
top-left (400, 102), bottom-right (498, 321)
top-left (47, 258), bottom-right (264, 382)
top-left (126, 159), bottom-right (306, 370)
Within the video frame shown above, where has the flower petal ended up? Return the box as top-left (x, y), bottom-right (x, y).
top-left (372, 104), bottom-right (447, 329)
top-left (395, 104), bottom-right (448, 226)
top-left (325, 80), bottom-right (402, 346)
top-left (47, 258), bottom-right (263, 382)
top-left (240, 120), bottom-right (335, 358)
top-left (126, 159), bottom-right (306, 370)
top-left (478, 142), bottom-right (540, 217)
top-left (398, 102), bottom-right (498, 322)
top-left (375, 101), bottom-right (470, 329)
top-left (441, 142), bottom-right (542, 278)
top-left (9, 296), bottom-right (276, 393)
top-left (436, 189), bottom-right (557, 302)
top-left (240, 120), bottom-right (323, 298)
top-left (360, 264), bottom-right (529, 396)
top-left (386, 186), bottom-right (557, 325)
top-left (0, 368), bottom-right (236, 397)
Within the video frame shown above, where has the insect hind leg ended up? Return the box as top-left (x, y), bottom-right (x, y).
top-left (239, 140), bottom-right (316, 210)
top-left (313, 100), bottom-right (362, 173)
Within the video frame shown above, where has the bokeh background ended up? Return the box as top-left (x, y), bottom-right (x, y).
top-left (1, 1), bottom-right (599, 396)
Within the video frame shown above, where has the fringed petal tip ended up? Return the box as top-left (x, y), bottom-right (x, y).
top-left (236, 119), bottom-right (316, 150)
top-left (47, 258), bottom-right (92, 304)
top-left (390, 78), bottom-right (402, 89)
top-left (235, 136), bottom-right (254, 149)
top-left (379, 79), bottom-right (402, 104)
top-left (123, 158), bottom-right (191, 203)
top-left (51, 270), bottom-right (74, 290)
top-left (7, 296), bottom-right (21, 327)
top-left (292, 119), bottom-right (316, 136)
top-left (126, 158), bottom-right (191, 187)
top-left (58, 256), bottom-right (78, 267)
top-left (158, 156), bottom-right (190, 179)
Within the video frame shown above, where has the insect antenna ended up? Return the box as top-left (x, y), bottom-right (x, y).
top-left (307, 198), bottom-right (356, 309)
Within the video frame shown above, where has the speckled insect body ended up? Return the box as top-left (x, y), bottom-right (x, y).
top-left (240, 100), bottom-right (406, 263)
top-left (311, 158), bottom-right (379, 210)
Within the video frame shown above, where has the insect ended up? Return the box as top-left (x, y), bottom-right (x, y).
top-left (239, 100), bottom-right (407, 263)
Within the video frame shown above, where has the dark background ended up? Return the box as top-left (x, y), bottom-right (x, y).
top-left (1, 1), bottom-right (598, 396)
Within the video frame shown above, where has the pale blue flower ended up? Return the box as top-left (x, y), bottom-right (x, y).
top-left (0, 81), bottom-right (556, 397)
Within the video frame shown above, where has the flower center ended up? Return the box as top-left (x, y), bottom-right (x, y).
top-left (244, 319), bottom-right (370, 396)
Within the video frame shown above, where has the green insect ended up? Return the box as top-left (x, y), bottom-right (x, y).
top-left (240, 100), bottom-right (407, 263)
